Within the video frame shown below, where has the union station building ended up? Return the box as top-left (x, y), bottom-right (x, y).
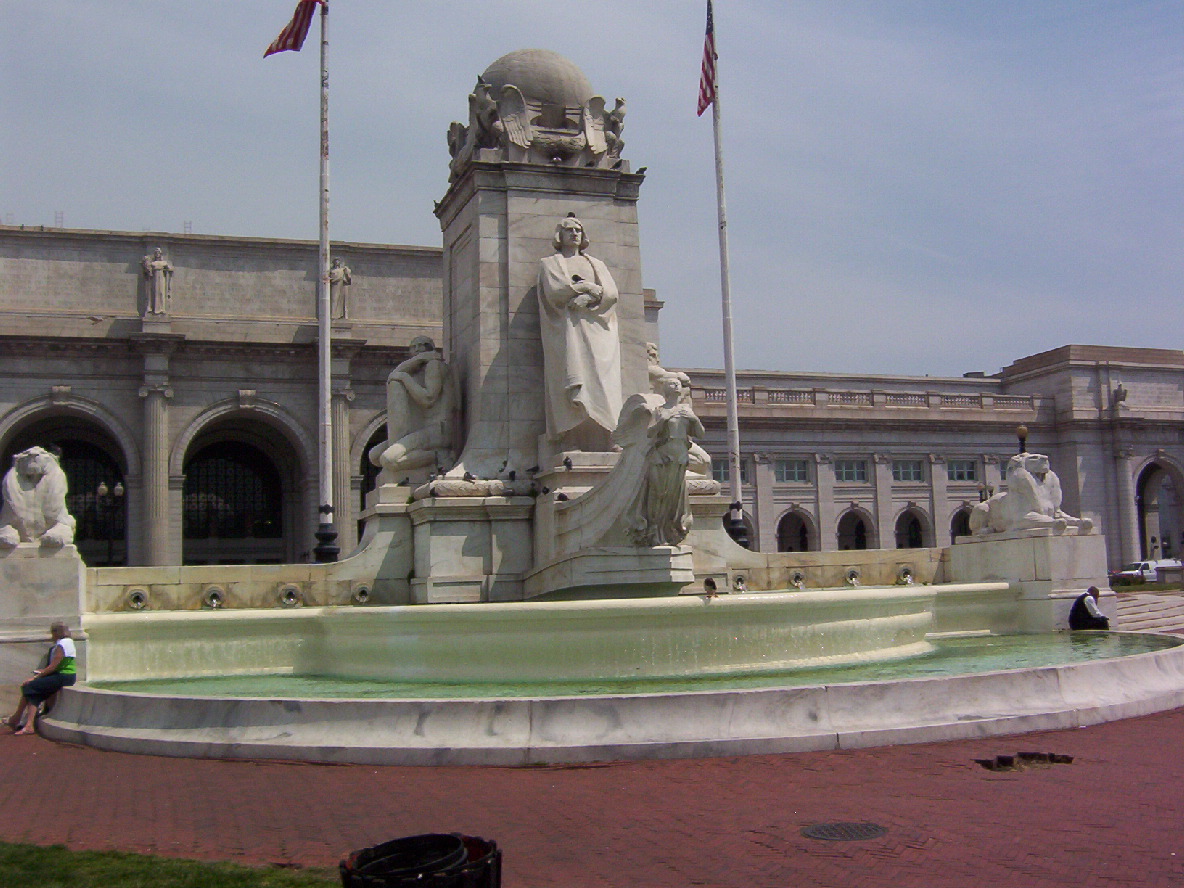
top-left (1, 224), bottom-right (1178, 570)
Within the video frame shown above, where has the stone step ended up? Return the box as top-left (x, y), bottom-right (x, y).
top-left (1115, 594), bottom-right (1184, 634)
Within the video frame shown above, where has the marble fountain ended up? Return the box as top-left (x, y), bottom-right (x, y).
top-left (5, 49), bottom-right (1184, 765)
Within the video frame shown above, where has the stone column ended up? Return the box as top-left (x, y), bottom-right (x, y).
top-left (332, 386), bottom-right (356, 555)
top-left (133, 332), bottom-right (181, 566)
top-left (929, 454), bottom-right (951, 547)
top-left (1115, 447), bottom-right (1139, 565)
top-left (814, 453), bottom-right (836, 551)
top-left (139, 384), bottom-right (173, 565)
top-left (751, 453), bottom-right (775, 552)
top-left (872, 454), bottom-right (894, 548)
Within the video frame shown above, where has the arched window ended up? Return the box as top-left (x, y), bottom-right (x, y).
top-left (950, 507), bottom-right (972, 540)
top-left (776, 510), bottom-right (815, 552)
top-left (895, 512), bottom-right (924, 549)
top-left (358, 427), bottom-right (386, 540)
top-left (837, 511), bottom-right (869, 550)
top-left (183, 441), bottom-right (284, 564)
top-left (1137, 463), bottom-right (1183, 561)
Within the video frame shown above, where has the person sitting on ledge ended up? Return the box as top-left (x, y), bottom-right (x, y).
top-left (6, 621), bottom-right (77, 735)
top-left (1069, 586), bottom-right (1110, 631)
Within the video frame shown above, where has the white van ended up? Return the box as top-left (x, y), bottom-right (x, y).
top-left (1110, 559), bottom-right (1182, 585)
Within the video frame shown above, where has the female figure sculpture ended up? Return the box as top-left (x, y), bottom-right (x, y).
top-left (617, 373), bottom-right (706, 547)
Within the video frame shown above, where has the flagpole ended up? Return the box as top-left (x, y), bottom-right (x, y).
top-left (708, 9), bottom-right (748, 548)
top-left (312, 0), bottom-right (338, 562)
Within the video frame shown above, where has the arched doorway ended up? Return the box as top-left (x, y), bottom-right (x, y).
top-left (182, 421), bottom-right (302, 565)
top-left (776, 510), bottom-right (815, 552)
top-left (1137, 463), bottom-right (1183, 560)
top-left (1, 418), bottom-right (128, 566)
top-left (837, 510), bottom-right (871, 550)
top-left (358, 426), bottom-right (385, 540)
top-left (950, 506), bottom-right (973, 540)
top-left (894, 509), bottom-right (927, 549)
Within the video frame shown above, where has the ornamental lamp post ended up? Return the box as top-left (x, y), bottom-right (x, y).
top-left (96, 480), bottom-right (124, 566)
top-left (1016, 424), bottom-right (1029, 454)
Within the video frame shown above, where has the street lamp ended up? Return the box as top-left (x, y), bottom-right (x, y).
top-left (1016, 424), bottom-right (1029, 454)
top-left (96, 481), bottom-right (124, 565)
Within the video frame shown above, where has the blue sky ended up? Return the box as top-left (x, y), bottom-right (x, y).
top-left (4, 1), bottom-right (1182, 376)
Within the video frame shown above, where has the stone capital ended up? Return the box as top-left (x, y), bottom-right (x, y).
top-left (138, 384), bottom-right (173, 400)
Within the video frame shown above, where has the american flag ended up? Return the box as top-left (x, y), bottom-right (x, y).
top-left (696, 0), bottom-right (717, 116)
top-left (264, 0), bottom-right (320, 58)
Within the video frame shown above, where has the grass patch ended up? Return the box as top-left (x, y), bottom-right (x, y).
top-left (0, 842), bottom-right (338, 888)
top-left (1114, 581), bottom-right (1184, 593)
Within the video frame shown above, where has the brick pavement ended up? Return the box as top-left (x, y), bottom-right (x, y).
top-left (1, 708), bottom-right (1182, 887)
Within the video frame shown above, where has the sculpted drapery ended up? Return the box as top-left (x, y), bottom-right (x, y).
top-left (537, 216), bottom-right (623, 442)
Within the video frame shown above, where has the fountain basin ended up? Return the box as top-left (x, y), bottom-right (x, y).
top-left (80, 586), bottom-right (938, 684)
top-left (42, 633), bottom-right (1184, 766)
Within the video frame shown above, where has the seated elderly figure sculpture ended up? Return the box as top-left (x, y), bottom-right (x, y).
top-left (970, 452), bottom-right (1094, 536)
top-left (0, 447), bottom-right (76, 549)
top-left (369, 336), bottom-right (456, 482)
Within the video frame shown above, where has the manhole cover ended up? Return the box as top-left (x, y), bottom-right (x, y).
top-left (801, 822), bottom-right (888, 842)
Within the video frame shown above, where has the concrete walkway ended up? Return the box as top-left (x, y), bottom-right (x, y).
top-left (1, 707), bottom-right (1182, 887)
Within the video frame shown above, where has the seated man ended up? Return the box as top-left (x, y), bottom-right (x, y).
top-left (1069, 586), bottom-right (1110, 631)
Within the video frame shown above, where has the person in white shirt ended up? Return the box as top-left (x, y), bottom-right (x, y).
top-left (6, 621), bottom-right (77, 735)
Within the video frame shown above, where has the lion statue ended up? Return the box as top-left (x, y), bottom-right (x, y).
top-left (969, 452), bottom-right (1093, 536)
top-left (0, 447), bottom-right (76, 549)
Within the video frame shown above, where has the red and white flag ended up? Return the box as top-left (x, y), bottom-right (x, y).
top-left (264, 0), bottom-right (320, 58)
top-left (696, 0), bottom-right (717, 116)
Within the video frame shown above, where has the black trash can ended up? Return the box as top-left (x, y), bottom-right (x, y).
top-left (340, 832), bottom-right (501, 888)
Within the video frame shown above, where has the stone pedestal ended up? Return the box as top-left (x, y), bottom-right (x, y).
top-left (949, 528), bottom-right (1112, 631)
top-left (435, 163), bottom-right (649, 479)
top-left (350, 483), bottom-right (415, 605)
top-left (407, 496), bottom-right (535, 603)
top-left (524, 545), bottom-right (695, 600)
top-left (0, 544), bottom-right (86, 685)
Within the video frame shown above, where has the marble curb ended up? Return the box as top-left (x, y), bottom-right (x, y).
top-left (39, 638), bottom-right (1184, 766)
